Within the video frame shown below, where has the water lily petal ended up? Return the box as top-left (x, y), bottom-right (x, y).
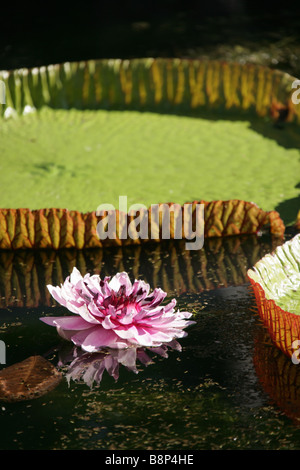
top-left (71, 326), bottom-right (130, 351)
top-left (70, 266), bottom-right (84, 286)
top-left (76, 303), bottom-right (101, 325)
top-left (40, 315), bottom-right (91, 330)
top-left (47, 284), bottom-right (68, 308)
top-left (140, 287), bottom-right (167, 308)
top-left (108, 272), bottom-right (132, 294)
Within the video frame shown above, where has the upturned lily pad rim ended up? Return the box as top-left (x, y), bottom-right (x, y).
top-left (1, 57), bottom-right (299, 121)
top-left (0, 200), bottom-right (285, 251)
top-left (248, 234), bottom-right (300, 309)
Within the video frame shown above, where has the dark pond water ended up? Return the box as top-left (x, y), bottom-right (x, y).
top-left (1, 234), bottom-right (300, 450)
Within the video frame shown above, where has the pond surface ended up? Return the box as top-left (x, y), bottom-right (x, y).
top-left (1, 234), bottom-right (300, 450)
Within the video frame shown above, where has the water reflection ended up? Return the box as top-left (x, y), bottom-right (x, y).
top-left (254, 328), bottom-right (300, 424)
top-left (58, 340), bottom-right (182, 388)
top-left (0, 235), bottom-right (282, 308)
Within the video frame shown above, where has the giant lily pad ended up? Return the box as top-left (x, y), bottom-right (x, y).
top-left (0, 58), bottom-right (299, 249)
top-left (0, 356), bottom-right (62, 402)
top-left (248, 234), bottom-right (300, 358)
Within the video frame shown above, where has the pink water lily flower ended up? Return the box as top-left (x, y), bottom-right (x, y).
top-left (40, 268), bottom-right (195, 352)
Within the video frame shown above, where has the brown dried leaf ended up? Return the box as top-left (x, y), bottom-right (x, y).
top-left (0, 355), bottom-right (62, 402)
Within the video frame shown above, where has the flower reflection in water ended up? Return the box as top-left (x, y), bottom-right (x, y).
top-left (58, 340), bottom-right (182, 388)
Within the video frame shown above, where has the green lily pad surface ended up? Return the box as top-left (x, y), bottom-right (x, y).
top-left (248, 234), bottom-right (300, 314)
top-left (1, 107), bottom-right (300, 224)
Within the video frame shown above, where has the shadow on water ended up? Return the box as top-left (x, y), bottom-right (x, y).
top-left (44, 102), bottom-right (300, 151)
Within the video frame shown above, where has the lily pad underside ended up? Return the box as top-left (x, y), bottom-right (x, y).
top-left (248, 234), bottom-right (300, 358)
